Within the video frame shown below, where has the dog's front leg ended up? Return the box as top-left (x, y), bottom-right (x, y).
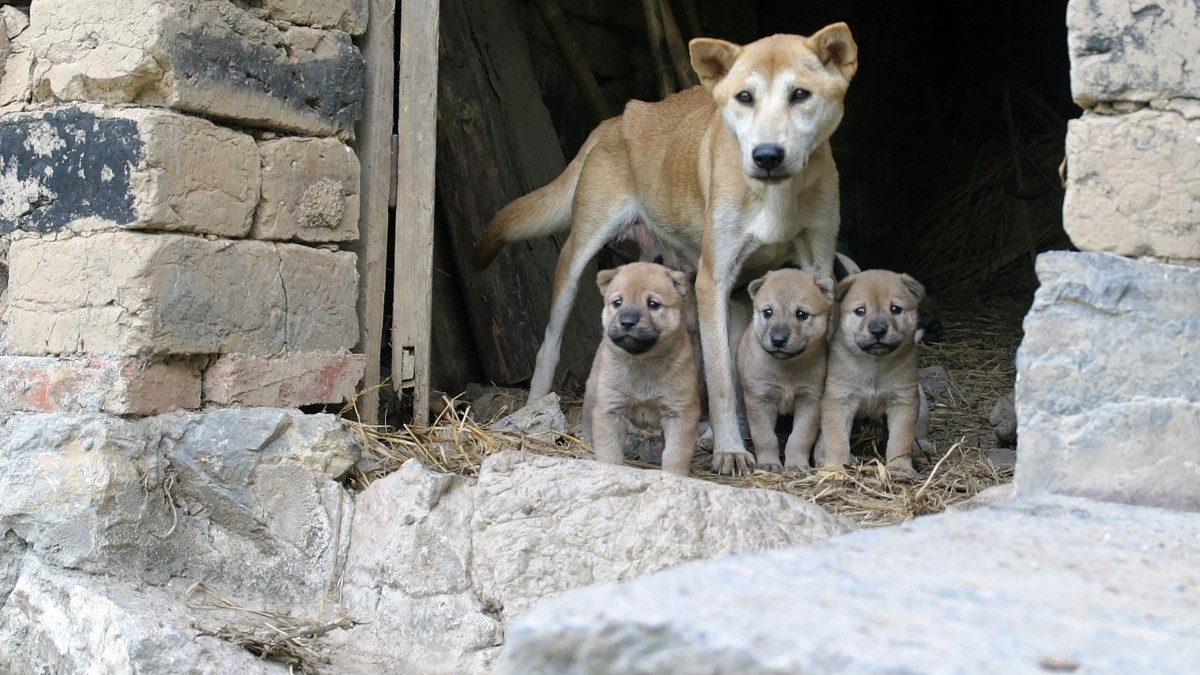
top-left (696, 257), bottom-right (755, 476)
top-left (884, 393), bottom-right (919, 476)
top-left (818, 393), bottom-right (854, 469)
top-left (744, 394), bottom-right (781, 472)
top-left (590, 403), bottom-right (627, 467)
top-left (784, 398), bottom-right (821, 471)
top-left (660, 412), bottom-right (699, 477)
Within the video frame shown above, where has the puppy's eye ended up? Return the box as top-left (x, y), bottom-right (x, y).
top-left (647, 298), bottom-right (661, 310)
top-left (853, 306), bottom-right (866, 317)
top-left (796, 309), bottom-right (809, 321)
top-left (612, 298), bottom-right (622, 308)
top-left (761, 307), bottom-right (773, 319)
top-left (890, 304), bottom-right (903, 315)
top-left (790, 88), bottom-right (811, 104)
top-left (735, 90), bottom-right (754, 106)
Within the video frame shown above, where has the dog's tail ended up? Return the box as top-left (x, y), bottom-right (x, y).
top-left (472, 120), bottom-right (609, 270)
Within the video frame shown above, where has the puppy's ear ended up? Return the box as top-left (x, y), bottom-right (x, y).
top-left (899, 273), bottom-right (926, 304)
top-left (809, 22), bottom-right (858, 82)
top-left (833, 275), bottom-right (857, 303)
top-left (596, 268), bottom-right (618, 295)
top-left (690, 38), bottom-right (740, 93)
top-left (667, 269), bottom-right (690, 298)
top-left (746, 277), bottom-right (765, 300)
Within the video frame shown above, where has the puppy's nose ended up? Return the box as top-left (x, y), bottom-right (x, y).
top-left (618, 308), bottom-right (642, 329)
top-left (868, 321), bottom-right (889, 338)
top-left (752, 144), bottom-right (785, 170)
top-left (770, 330), bottom-right (789, 348)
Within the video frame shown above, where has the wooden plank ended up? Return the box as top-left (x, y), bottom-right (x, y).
top-left (393, 0), bottom-right (440, 424)
top-left (347, 0), bottom-right (395, 425)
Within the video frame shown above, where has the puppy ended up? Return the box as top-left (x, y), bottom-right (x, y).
top-left (817, 269), bottom-right (930, 474)
top-left (735, 269), bottom-right (831, 472)
top-left (582, 262), bottom-right (700, 476)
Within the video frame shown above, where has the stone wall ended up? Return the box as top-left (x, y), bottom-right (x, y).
top-left (1014, 0), bottom-right (1200, 509)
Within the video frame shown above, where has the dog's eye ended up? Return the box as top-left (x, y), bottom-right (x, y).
top-left (853, 306), bottom-right (866, 317)
top-left (761, 307), bottom-right (773, 319)
top-left (612, 298), bottom-right (622, 308)
top-left (647, 298), bottom-right (661, 310)
top-left (735, 90), bottom-right (754, 106)
top-left (796, 309), bottom-right (809, 321)
top-left (790, 88), bottom-right (811, 104)
top-left (890, 304), bottom-right (903, 315)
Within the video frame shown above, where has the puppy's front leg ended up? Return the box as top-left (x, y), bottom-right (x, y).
top-left (784, 398), bottom-right (820, 471)
top-left (818, 393), bottom-right (854, 468)
top-left (660, 413), bottom-right (699, 477)
top-left (884, 393), bottom-right (919, 475)
top-left (745, 395), bottom-right (782, 472)
top-left (695, 258), bottom-right (755, 476)
top-left (590, 403), bottom-right (627, 467)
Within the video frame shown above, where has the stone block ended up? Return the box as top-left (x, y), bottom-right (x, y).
top-left (262, 0), bottom-right (368, 36)
top-left (1067, 0), bottom-right (1200, 106)
top-left (0, 355), bottom-right (200, 414)
top-left (4, 232), bottom-right (358, 357)
top-left (30, 0), bottom-right (364, 138)
top-left (0, 104), bottom-right (259, 238)
top-left (0, 6), bottom-right (32, 114)
top-left (254, 137), bottom-right (360, 243)
top-left (1014, 251), bottom-right (1200, 511)
top-left (203, 351), bottom-right (366, 407)
top-left (1064, 108), bottom-right (1200, 260)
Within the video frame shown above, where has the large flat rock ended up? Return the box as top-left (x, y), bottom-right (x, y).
top-left (498, 494), bottom-right (1200, 674)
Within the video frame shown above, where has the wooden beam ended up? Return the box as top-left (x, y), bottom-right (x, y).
top-left (348, 0), bottom-right (396, 425)
top-left (530, 0), bottom-right (611, 125)
top-left (393, 0), bottom-right (440, 424)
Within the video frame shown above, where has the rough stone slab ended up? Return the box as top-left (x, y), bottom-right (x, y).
top-left (30, 0), bottom-right (364, 138)
top-left (262, 0), bottom-right (368, 36)
top-left (1067, 0), bottom-right (1200, 106)
top-left (0, 556), bottom-right (287, 675)
top-left (0, 6), bottom-right (32, 114)
top-left (5, 232), bottom-right (358, 357)
top-left (1064, 108), bottom-right (1200, 260)
top-left (497, 495), bottom-right (1200, 674)
top-left (1015, 252), bottom-right (1200, 511)
top-left (0, 104), bottom-right (258, 237)
top-left (0, 355), bottom-right (200, 414)
top-left (254, 137), bottom-right (360, 243)
top-left (203, 351), bottom-right (365, 407)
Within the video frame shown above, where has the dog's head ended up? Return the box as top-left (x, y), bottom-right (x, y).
top-left (833, 270), bottom-right (925, 357)
top-left (689, 23), bottom-right (857, 183)
top-left (746, 268), bottom-right (830, 359)
top-left (596, 262), bottom-right (691, 355)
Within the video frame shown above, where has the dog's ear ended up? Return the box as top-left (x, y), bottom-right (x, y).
top-left (809, 22), bottom-right (858, 82)
top-left (746, 276), bottom-right (765, 300)
top-left (596, 268), bottom-right (618, 295)
top-left (833, 274), bottom-right (857, 303)
top-left (667, 269), bottom-right (690, 298)
top-left (690, 38), bottom-right (740, 92)
top-left (899, 273), bottom-right (926, 304)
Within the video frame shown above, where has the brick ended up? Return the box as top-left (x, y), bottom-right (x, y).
top-left (261, 0), bottom-right (368, 36)
top-left (30, 0), bottom-right (364, 138)
top-left (1063, 108), bottom-right (1200, 261)
top-left (1014, 251), bottom-right (1200, 511)
top-left (0, 356), bottom-right (199, 415)
top-left (254, 137), bottom-right (360, 243)
top-left (1068, 0), bottom-right (1200, 106)
top-left (4, 232), bottom-right (358, 357)
top-left (203, 351), bottom-right (366, 407)
top-left (0, 104), bottom-right (258, 238)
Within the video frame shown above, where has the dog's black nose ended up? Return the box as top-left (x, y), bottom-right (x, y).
top-left (868, 322), bottom-right (888, 338)
top-left (752, 144), bottom-right (785, 170)
top-left (618, 308), bottom-right (641, 329)
top-left (770, 331), bottom-right (789, 348)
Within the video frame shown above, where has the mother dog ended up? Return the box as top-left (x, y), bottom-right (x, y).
top-left (473, 24), bottom-right (858, 475)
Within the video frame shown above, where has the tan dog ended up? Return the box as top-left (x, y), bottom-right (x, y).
top-left (736, 269), bottom-right (830, 472)
top-left (818, 269), bottom-right (930, 474)
top-left (474, 25), bottom-right (859, 475)
top-left (582, 262), bottom-right (700, 476)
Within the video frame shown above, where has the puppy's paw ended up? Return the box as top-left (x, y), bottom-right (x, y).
top-left (753, 450), bottom-right (782, 473)
top-left (885, 460), bottom-right (917, 482)
top-left (783, 459), bottom-right (811, 473)
top-left (712, 449), bottom-right (755, 476)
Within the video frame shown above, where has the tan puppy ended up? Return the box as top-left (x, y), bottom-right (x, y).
top-left (818, 269), bottom-right (930, 474)
top-left (474, 25), bottom-right (859, 476)
top-left (736, 269), bottom-right (830, 472)
top-left (582, 262), bottom-right (700, 476)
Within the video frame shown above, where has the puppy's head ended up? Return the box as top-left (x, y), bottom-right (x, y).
top-left (834, 270), bottom-right (925, 356)
top-left (746, 269), bottom-right (830, 359)
top-left (596, 262), bottom-right (690, 356)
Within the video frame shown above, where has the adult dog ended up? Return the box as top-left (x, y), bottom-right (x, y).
top-left (474, 24), bottom-right (858, 475)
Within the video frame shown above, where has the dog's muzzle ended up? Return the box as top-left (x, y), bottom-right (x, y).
top-left (608, 312), bottom-right (658, 354)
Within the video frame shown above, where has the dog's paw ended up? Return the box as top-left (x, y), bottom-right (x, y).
top-left (885, 460), bottom-right (918, 482)
top-left (712, 449), bottom-right (755, 476)
top-left (757, 459), bottom-right (783, 473)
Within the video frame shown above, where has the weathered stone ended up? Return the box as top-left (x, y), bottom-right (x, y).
top-left (0, 557), bottom-right (287, 675)
top-left (203, 351), bottom-right (365, 408)
top-left (472, 450), bottom-right (854, 618)
top-left (5, 232), bottom-right (358, 357)
top-left (262, 0), bottom-right (368, 36)
top-left (989, 390), bottom-right (1017, 448)
top-left (30, 0), bottom-right (364, 138)
top-left (1064, 109), bottom-right (1200, 260)
top-left (0, 355), bottom-right (200, 414)
top-left (254, 137), bottom-right (360, 242)
top-left (1067, 0), bottom-right (1200, 106)
top-left (0, 104), bottom-right (259, 237)
top-left (498, 495), bottom-right (1200, 674)
top-left (488, 392), bottom-right (568, 436)
top-left (1015, 251), bottom-right (1200, 511)
top-left (0, 6), bottom-right (32, 114)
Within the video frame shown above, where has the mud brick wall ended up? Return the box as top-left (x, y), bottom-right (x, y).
top-left (0, 0), bottom-right (368, 415)
top-left (1014, 0), bottom-right (1200, 511)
